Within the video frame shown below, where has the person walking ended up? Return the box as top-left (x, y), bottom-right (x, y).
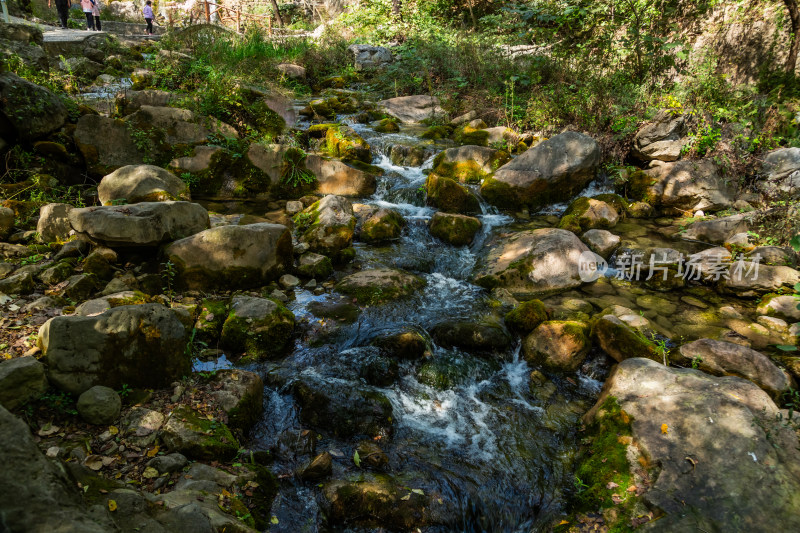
top-left (143, 1), bottom-right (154, 35)
top-left (48, 0), bottom-right (71, 29)
top-left (91, 0), bottom-right (102, 31)
top-left (80, 0), bottom-right (95, 30)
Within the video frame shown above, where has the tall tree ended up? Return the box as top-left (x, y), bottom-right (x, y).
top-left (785, 0), bottom-right (800, 74)
top-left (270, 0), bottom-right (283, 27)
top-left (392, 0), bottom-right (402, 20)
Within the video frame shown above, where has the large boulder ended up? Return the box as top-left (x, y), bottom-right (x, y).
top-left (481, 131), bottom-right (600, 210)
top-left (161, 406), bottom-right (239, 461)
top-left (98, 165), bottom-right (190, 205)
top-left (473, 228), bottom-right (591, 299)
top-left (164, 223), bottom-right (292, 289)
top-left (0, 357), bottom-right (48, 410)
top-left (0, 206), bottom-right (14, 239)
top-left (69, 202), bottom-right (209, 247)
top-left (115, 89), bottom-right (181, 116)
top-left (675, 338), bottom-right (793, 399)
top-left (124, 105), bottom-right (238, 147)
top-left (0, 405), bottom-right (111, 533)
top-left (207, 369), bottom-right (264, 431)
top-left (291, 375), bottom-right (393, 438)
top-left (36, 203), bottom-right (74, 243)
top-left (74, 114), bottom-right (146, 175)
top-left (631, 110), bottom-right (688, 162)
top-left (378, 95), bottom-right (444, 124)
top-left (582, 358), bottom-right (800, 532)
top-left (295, 195), bottom-right (356, 260)
top-left (0, 24), bottom-right (48, 72)
top-left (431, 317), bottom-right (512, 354)
top-left (172, 144), bottom-right (273, 200)
top-left (77, 386), bottom-right (122, 425)
top-left (305, 155), bottom-right (377, 197)
top-left (720, 263), bottom-right (800, 297)
top-left (760, 147), bottom-right (800, 199)
top-left (757, 294), bottom-right (800, 321)
top-left (558, 197), bottom-right (619, 232)
top-left (38, 303), bottom-right (190, 394)
top-left (219, 296), bottom-right (295, 359)
top-left (348, 44), bottom-right (393, 70)
top-left (682, 213), bottom-right (752, 244)
top-left (0, 73), bottom-right (67, 142)
top-left (580, 229), bottom-right (620, 259)
top-left (431, 145), bottom-right (511, 183)
top-left (336, 269), bottom-right (426, 305)
top-left (359, 208), bottom-right (405, 243)
top-left (637, 159), bottom-right (736, 213)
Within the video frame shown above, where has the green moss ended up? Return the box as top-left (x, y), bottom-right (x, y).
top-left (417, 353), bottom-right (498, 389)
top-left (420, 125), bottom-right (453, 140)
top-left (592, 193), bottom-right (630, 215)
top-left (480, 176), bottom-right (518, 210)
top-left (344, 159), bottom-right (385, 175)
top-left (620, 170), bottom-right (656, 201)
top-left (325, 125), bottom-right (372, 164)
top-left (432, 160), bottom-right (486, 184)
top-left (429, 214), bottom-right (481, 246)
top-left (194, 298), bottom-right (229, 344)
top-left (374, 118), bottom-right (400, 133)
top-left (220, 302), bottom-right (296, 359)
top-left (454, 126), bottom-right (489, 146)
top-left (505, 300), bottom-right (548, 334)
top-left (185, 147), bottom-right (272, 199)
top-left (308, 123), bottom-right (338, 138)
top-left (361, 211), bottom-right (405, 243)
top-left (557, 214), bottom-right (582, 234)
top-left (571, 397), bottom-right (646, 531)
top-left (169, 406), bottom-right (240, 461)
top-left (425, 174), bottom-right (480, 214)
top-left (241, 463), bottom-right (280, 530)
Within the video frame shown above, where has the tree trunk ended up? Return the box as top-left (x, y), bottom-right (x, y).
top-left (392, 0), bottom-right (402, 20)
top-left (270, 0), bottom-right (283, 27)
top-left (785, 0), bottom-right (800, 74)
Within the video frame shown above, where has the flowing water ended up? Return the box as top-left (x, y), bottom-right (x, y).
top-left (240, 122), bottom-right (608, 532)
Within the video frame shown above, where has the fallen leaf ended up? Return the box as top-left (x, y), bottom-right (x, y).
top-left (108, 426), bottom-right (119, 435)
top-left (627, 485), bottom-right (637, 493)
top-left (558, 520), bottom-right (570, 526)
top-left (108, 500), bottom-right (117, 512)
top-left (353, 450), bottom-right (361, 467)
top-left (661, 423), bottom-right (668, 435)
top-left (400, 494), bottom-right (411, 501)
top-left (411, 488), bottom-right (424, 495)
top-left (38, 424), bottom-right (60, 437)
top-left (142, 467), bottom-right (159, 479)
top-left (84, 455), bottom-right (104, 471)
top-left (611, 494), bottom-right (624, 504)
top-left (270, 516), bottom-right (279, 525)
top-left (146, 446), bottom-right (159, 458)
top-left (606, 482), bottom-right (619, 490)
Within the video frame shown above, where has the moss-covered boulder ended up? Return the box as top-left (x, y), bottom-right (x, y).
top-left (558, 196), bottom-right (619, 233)
top-left (297, 251), bottom-right (333, 279)
top-left (431, 145), bottom-right (511, 183)
top-left (425, 174), bottom-right (480, 215)
top-left (291, 375), bottom-right (393, 438)
top-left (220, 296), bottom-right (295, 359)
top-left (325, 125), bottom-right (372, 164)
top-left (428, 212), bottom-right (481, 246)
top-left (336, 268), bottom-right (426, 305)
top-left (299, 97), bottom-right (337, 119)
top-left (580, 358), bottom-right (800, 532)
top-left (170, 145), bottom-right (274, 200)
top-left (374, 118), bottom-right (400, 133)
top-left (294, 195), bottom-right (356, 261)
top-left (420, 124), bottom-right (453, 140)
top-left (359, 208), bottom-right (405, 243)
top-left (416, 353), bottom-right (498, 390)
top-left (160, 406), bottom-right (240, 461)
top-left (592, 315), bottom-right (662, 363)
top-left (453, 124), bottom-right (490, 146)
top-left (523, 320), bottom-right (590, 372)
top-left (757, 294), bottom-right (800, 321)
top-left (504, 299), bottom-right (548, 334)
top-left (431, 316), bottom-right (512, 354)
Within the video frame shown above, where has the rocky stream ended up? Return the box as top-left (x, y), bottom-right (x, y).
top-left (1, 23), bottom-right (800, 533)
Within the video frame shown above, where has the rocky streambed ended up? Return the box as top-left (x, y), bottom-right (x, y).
top-left (1, 28), bottom-right (800, 533)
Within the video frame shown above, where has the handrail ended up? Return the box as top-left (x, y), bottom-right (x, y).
top-left (162, 0), bottom-right (282, 35)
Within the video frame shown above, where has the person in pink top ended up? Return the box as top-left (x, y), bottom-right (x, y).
top-left (80, 0), bottom-right (95, 30)
top-left (143, 1), bottom-right (154, 35)
top-left (91, 0), bottom-right (102, 31)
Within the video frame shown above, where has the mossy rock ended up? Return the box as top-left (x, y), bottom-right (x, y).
top-left (571, 396), bottom-right (645, 528)
top-left (308, 123), bottom-right (339, 138)
top-left (505, 299), bottom-right (548, 334)
top-left (183, 146), bottom-right (272, 199)
top-left (220, 296), bottom-right (295, 359)
top-left (417, 353), bottom-right (499, 390)
top-left (336, 269), bottom-right (426, 306)
top-left (297, 251), bottom-right (333, 279)
top-left (240, 463), bottom-right (280, 530)
top-left (360, 208), bottom-right (405, 243)
top-left (374, 118), bottom-right (400, 133)
top-left (420, 124), bottom-right (453, 140)
top-left (299, 98), bottom-right (336, 119)
top-left (324, 125), bottom-right (372, 164)
top-left (322, 76), bottom-right (347, 89)
top-left (479, 176), bottom-right (518, 210)
top-left (523, 320), bottom-right (591, 372)
top-left (592, 193), bottom-right (629, 215)
top-left (619, 169), bottom-right (656, 201)
top-left (425, 174), bottom-right (480, 215)
top-left (160, 405), bottom-right (240, 461)
top-left (428, 212), bottom-right (481, 246)
top-left (592, 315), bottom-right (662, 363)
top-left (454, 126), bottom-right (489, 146)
